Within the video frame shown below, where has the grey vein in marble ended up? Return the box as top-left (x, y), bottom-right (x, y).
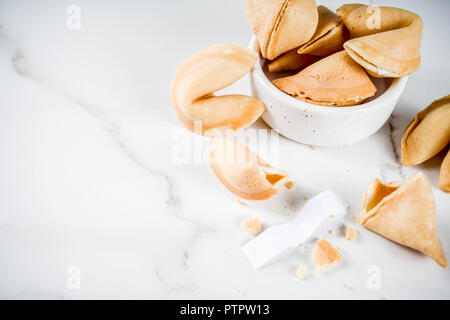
top-left (182, 226), bottom-right (215, 270)
top-left (5, 36), bottom-right (225, 277)
top-left (8, 42), bottom-right (181, 212)
top-left (154, 268), bottom-right (198, 299)
top-left (386, 115), bottom-right (405, 179)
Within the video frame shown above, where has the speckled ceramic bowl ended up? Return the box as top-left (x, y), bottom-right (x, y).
top-left (248, 36), bottom-right (408, 147)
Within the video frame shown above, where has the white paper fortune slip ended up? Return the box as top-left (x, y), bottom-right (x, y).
top-left (241, 190), bottom-right (346, 269)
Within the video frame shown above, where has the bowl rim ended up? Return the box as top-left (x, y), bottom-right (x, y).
top-left (248, 36), bottom-right (408, 114)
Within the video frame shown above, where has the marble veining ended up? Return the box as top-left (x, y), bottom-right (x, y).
top-left (7, 32), bottom-right (182, 216)
top-left (0, 0), bottom-right (449, 299)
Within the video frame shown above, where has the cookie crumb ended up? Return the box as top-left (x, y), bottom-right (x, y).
top-left (344, 226), bottom-right (357, 241)
top-left (295, 265), bottom-right (310, 280)
top-left (237, 200), bottom-right (249, 206)
top-left (242, 217), bottom-right (262, 236)
top-left (285, 181), bottom-right (295, 189)
top-left (312, 239), bottom-right (342, 273)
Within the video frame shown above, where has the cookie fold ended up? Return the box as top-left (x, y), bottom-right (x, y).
top-left (337, 4), bottom-right (423, 77)
top-left (268, 5), bottom-right (349, 73)
top-left (440, 150), bottom-right (450, 193)
top-left (268, 50), bottom-right (319, 73)
top-left (359, 173), bottom-right (448, 268)
top-left (297, 5), bottom-right (349, 57)
top-left (171, 44), bottom-right (265, 135)
top-left (209, 137), bottom-right (288, 200)
top-left (401, 95), bottom-right (450, 166)
top-left (246, 0), bottom-right (318, 60)
top-left (273, 51), bottom-right (377, 106)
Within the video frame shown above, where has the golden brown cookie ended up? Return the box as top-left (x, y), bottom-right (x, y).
top-left (171, 44), bottom-right (265, 135)
top-left (401, 95), bottom-right (450, 166)
top-left (337, 4), bottom-right (423, 77)
top-left (246, 0), bottom-right (318, 60)
top-left (359, 173), bottom-right (448, 268)
top-left (273, 51), bottom-right (377, 106)
top-left (209, 137), bottom-right (289, 200)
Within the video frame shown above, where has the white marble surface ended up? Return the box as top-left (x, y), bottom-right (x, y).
top-left (0, 0), bottom-right (449, 299)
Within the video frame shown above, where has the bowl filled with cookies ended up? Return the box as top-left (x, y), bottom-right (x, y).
top-left (170, 1), bottom-right (449, 271)
top-left (247, 2), bottom-right (422, 146)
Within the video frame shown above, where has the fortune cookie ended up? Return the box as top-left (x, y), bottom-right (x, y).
top-left (268, 5), bottom-right (349, 73)
top-left (359, 173), bottom-right (448, 268)
top-left (439, 150), bottom-right (450, 193)
top-left (273, 51), bottom-right (377, 106)
top-left (170, 44), bottom-right (265, 135)
top-left (337, 4), bottom-right (423, 78)
top-left (297, 5), bottom-right (350, 57)
top-left (245, 0), bottom-right (318, 60)
top-left (209, 137), bottom-right (289, 200)
top-left (401, 95), bottom-right (450, 166)
top-left (268, 50), bottom-right (319, 73)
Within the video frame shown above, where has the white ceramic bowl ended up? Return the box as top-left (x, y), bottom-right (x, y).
top-left (248, 36), bottom-right (408, 147)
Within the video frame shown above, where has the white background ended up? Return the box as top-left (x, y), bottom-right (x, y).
top-left (0, 0), bottom-right (449, 299)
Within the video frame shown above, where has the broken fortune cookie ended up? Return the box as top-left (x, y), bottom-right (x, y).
top-left (242, 217), bottom-right (263, 236)
top-left (209, 137), bottom-right (289, 200)
top-left (337, 4), bottom-right (423, 78)
top-left (312, 239), bottom-right (342, 273)
top-left (359, 173), bottom-right (448, 268)
top-left (273, 50), bottom-right (377, 106)
top-left (170, 44), bottom-right (265, 135)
